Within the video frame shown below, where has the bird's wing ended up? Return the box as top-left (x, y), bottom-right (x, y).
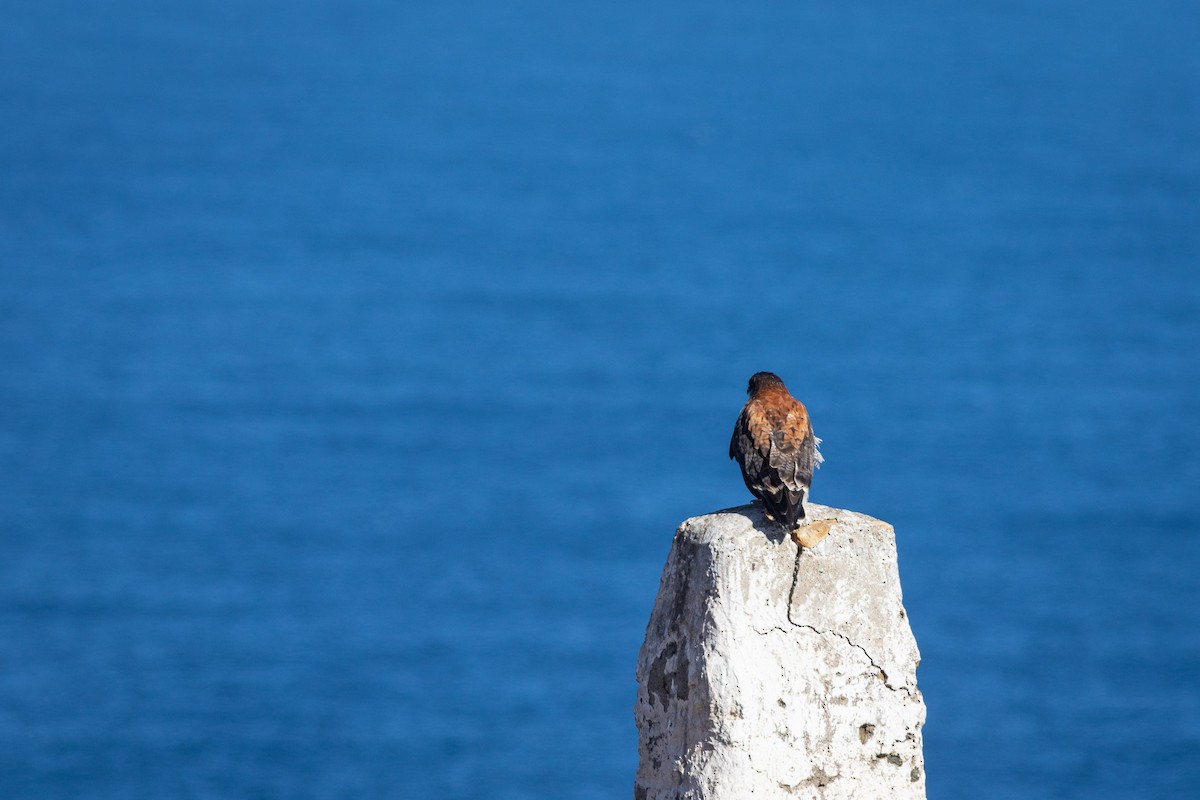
top-left (730, 402), bottom-right (774, 470)
top-left (766, 403), bottom-right (818, 493)
top-left (730, 407), bottom-right (761, 472)
top-left (731, 399), bottom-right (802, 519)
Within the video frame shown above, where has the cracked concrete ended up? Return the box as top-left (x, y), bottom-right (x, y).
top-left (634, 504), bottom-right (926, 799)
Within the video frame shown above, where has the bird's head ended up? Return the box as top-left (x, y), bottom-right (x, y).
top-left (747, 371), bottom-right (786, 395)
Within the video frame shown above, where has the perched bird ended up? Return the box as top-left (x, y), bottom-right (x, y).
top-left (730, 371), bottom-right (823, 529)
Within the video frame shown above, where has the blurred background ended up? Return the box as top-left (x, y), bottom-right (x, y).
top-left (2, 1), bottom-right (1198, 798)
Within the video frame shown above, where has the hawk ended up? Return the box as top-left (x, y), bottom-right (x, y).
top-left (730, 371), bottom-right (823, 529)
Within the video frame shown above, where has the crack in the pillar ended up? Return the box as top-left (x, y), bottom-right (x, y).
top-left (779, 542), bottom-right (914, 697)
top-left (792, 622), bottom-right (914, 697)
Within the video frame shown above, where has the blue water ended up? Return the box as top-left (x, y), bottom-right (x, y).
top-left (2, 2), bottom-right (1198, 797)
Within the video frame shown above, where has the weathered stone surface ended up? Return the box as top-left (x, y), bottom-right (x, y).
top-left (634, 503), bottom-right (925, 799)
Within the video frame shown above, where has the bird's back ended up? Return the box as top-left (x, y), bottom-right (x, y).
top-left (730, 385), bottom-right (819, 528)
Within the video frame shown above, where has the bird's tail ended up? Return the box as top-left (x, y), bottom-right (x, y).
top-left (772, 487), bottom-right (807, 529)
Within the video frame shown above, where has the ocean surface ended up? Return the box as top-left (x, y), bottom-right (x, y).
top-left (2, 1), bottom-right (1198, 798)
